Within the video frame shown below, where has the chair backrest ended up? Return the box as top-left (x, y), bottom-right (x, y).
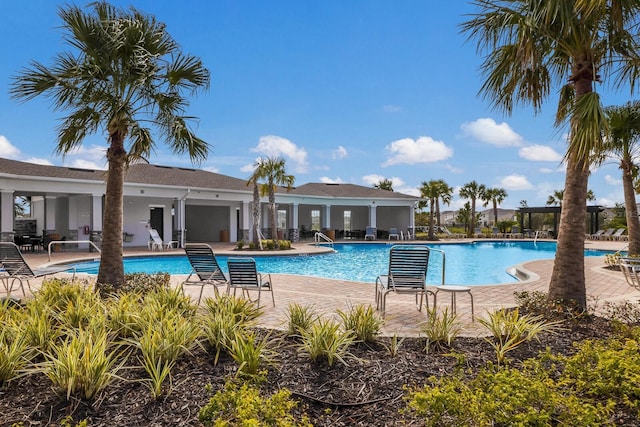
top-left (184, 244), bottom-right (226, 282)
top-left (389, 228), bottom-right (398, 235)
top-left (149, 228), bottom-right (163, 243)
top-left (227, 257), bottom-right (260, 288)
top-left (613, 228), bottom-right (625, 237)
top-left (620, 257), bottom-right (640, 290)
top-left (386, 245), bottom-right (429, 289)
top-left (511, 226), bottom-right (520, 233)
top-left (365, 226), bottom-right (376, 235)
top-left (0, 242), bottom-right (34, 277)
top-left (602, 228), bottom-right (615, 237)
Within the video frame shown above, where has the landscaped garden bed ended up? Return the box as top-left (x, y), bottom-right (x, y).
top-left (1, 277), bottom-right (639, 426)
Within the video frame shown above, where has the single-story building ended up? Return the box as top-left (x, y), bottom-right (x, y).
top-left (0, 158), bottom-right (421, 248)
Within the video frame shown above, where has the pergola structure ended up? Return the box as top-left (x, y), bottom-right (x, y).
top-left (516, 205), bottom-right (605, 238)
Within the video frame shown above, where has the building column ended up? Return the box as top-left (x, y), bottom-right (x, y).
top-left (409, 204), bottom-right (415, 236)
top-left (241, 200), bottom-right (250, 242)
top-left (44, 196), bottom-right (57, 234)
top-left (369, 204), bottom-right (377, 227)
top-left (290, 203), bottom-right (299, 242)
top-left (1, 190), bottom-right (14, 242)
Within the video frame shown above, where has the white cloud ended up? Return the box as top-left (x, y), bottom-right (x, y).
top-left (499, 174), bottom-right (533, 190)
top-left (383, 105), bottom-right (402, 113)
top-left (382, 136), bottom-right (453, 166)
top-left (519, 144), bottom-right (563, 162)
top-left (25, 157), bottom-right (53, 166)
top-left (538, 167), bottom-right (555, 173)
top-left (332, 146), bottom-right (348, 160)
top-left (362, 174), bottom-right (386, 186)
top-left (0, 135), bottom-right (21, 159)
top-left (605, 174), bottom-right (622, 185)
top-left (67, 144), bottom-right (107, 161)
top-left (396, 185), bottom-right (420, 197)
top-left (240, 163), bottom-right (254, 173)
top-left (319, 176), bottom-right (345, 184)
top-left (251, 135), bottom-right (309, 173)
top-left (460, 118), bottom-right (523, 147)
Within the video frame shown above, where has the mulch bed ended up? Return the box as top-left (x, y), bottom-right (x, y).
top-left (0, 316), bottom-right (637, 426)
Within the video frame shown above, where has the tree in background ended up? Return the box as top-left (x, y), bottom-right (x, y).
top-left (546, 189), bottom-right (595, 206)
top-left (252, 157), bottom-right (294, 247)
top-left (434, 180), bottom-right (453, 228)
top-left (246, 167), bottom-right (263, 249)
top-left (459, 181), bottom-right (486, 237)
top-left (11, 2), bottom-right (210, 291)
top-left (373, 179), bottom-right (394, 191)
top-left (462, 0), bottom-right (640, 310)
top-left (482, 187), bottom-right (508, 226)
top-left (600, 101), bottom-right (640, 254)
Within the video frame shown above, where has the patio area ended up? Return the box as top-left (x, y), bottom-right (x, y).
top-left (6, 238), bottom-right (639, 337)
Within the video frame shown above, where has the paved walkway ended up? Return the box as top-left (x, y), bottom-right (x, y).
top-left (5, 238), bottom-right (638, 337)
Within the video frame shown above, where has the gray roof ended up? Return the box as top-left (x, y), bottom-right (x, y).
top-left (0, 158), bottom-right (420, 200)
top-left (0, 158), bottom-right (250, 192)
top-left (289, 182), bottom-right (420, 200)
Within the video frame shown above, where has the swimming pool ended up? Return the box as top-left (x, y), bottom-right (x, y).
top-left (69, 241), bottom-right (615, 286)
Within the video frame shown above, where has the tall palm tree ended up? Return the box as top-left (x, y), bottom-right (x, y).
top-left (434, 180), bottom-right (454, 228)
top-left (253, 157), bottom-right (295, 246)
top-left (420, 180), bottom-right (442, 240)
top-left (459, 181), bottom-right (486, 237)
top-left (482, 187), bottom-right (508, 226)
top-left (246, 167), bottom-right (264, 250)
top-left (10, 2), bottom-right (210, 292)
top-left (546, 190), bottom-right (566, 207)
top-left (462, 0), bottom-right (640, 309)
top-left (601, 101), bottom-right (640, 255)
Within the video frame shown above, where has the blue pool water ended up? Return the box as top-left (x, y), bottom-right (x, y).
top-left (70, 241), bottom-right (615, 286)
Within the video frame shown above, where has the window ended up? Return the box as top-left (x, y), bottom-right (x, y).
top-left (311, 209), bottom-right (320, 231)
top-left (277, 209), bottom-right (287, 229)
top-left (343, 210), bottom-right (352, 231)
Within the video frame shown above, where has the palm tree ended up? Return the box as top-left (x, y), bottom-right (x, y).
top-left (482, 187), bottom-right (508, 226)
top-left (434, 180), bottom-right (454, 228)
top-left (420, 180), bottom-right (441, 240)
top-left (252, 157), bottom-right (294, 246)
top-left (373, 179), bottom-right (394, 191)
top-left (459, 181), bottom-right (486, 237)
top-left (546, 189), bottom-right (595, 206)
top-left (601, 101), bottom-right (640, 255)
top-left (10, 2), bottom-right (210, 291)
top-left (461, 0), bottom-right (640, 309)
top-left (246, 168), bottom-right (264, 250)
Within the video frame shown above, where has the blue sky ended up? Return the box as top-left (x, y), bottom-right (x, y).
top-left (0, 1), bottom-right (632, 209)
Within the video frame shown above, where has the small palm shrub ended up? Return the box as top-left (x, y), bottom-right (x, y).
top-left (336, 303), bottom-right (383, 343)
top-left (285, 303), bottom-right (319, 337)
top-left (100, 272), bottom-right (171, 296)
top-left (106, 292), bottom-right (144, 338)
top-left (0, 324), bottom-right (31, 384)
top-left (37, 326), bottom-right (123, 400)
top-left (198, 377), bottom-right (312, 427)
top-left (203, 294), bottom-right (262, 324)
top-left (419, 307), bottom-right (462, 353)
top-left (228, 330), bottom-right (276, 378)
top-left (20, 300), bottom-right (61, 353)
top-left (298, 318), bottom-right (355, 366)
top-left (478, 307), bottom-right (562, 365)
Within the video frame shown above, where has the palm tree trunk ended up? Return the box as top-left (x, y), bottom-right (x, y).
top-left (428, 198), bottom-right (436, 240)
top-left (547, 153), bottom-right (589, 308)
top-left (622, 160), bottom-right (640, 255)
top-left (493, 201), bottom-right (498, 226)
top-left (96, 135), bottom-right (126, 293)
top-left (252, 183), bottom-right (261, 247)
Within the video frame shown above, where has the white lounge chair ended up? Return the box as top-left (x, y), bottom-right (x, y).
top-left (365, 226), bottom-right (377, 241)
top-left (148, 228), bottom-right (165, 251)
top-left (619, 257), bottom-right (640, 291)
top-left (388, 228), bottom-right (400, 240)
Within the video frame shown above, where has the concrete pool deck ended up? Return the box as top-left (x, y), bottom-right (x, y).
top-left (6, 238), bottom-right (639, 337)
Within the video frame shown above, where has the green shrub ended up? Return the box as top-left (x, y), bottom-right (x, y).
top-left (228, 330), bottom-right (276, 378)
top-left (298, 318), bottom-right (355, 366)
top-left (248, 241), bottom-right (256, 250)
top-left (285, 303), bottom-right (319, 337)
top-left (106, 292), bottom-right (144, 338)
top-left (336, 303), bottom-right (383, 343)
top-left (0, 326), bottom-right (31, 384)
top-left (38, 326), bottom-right (123, 400)
top-left (198, 378), bottom-right (312, 427)
top-left (478, 307), bottom-right (562, 365)
top-left (407, 362), bottom-right (614, 427)
top-left (236, 240), bottom-right (244, 250)
top-left (419, 307), bottom-right (462, 353)
top-left (101, 272), bottom-right (171, 295)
